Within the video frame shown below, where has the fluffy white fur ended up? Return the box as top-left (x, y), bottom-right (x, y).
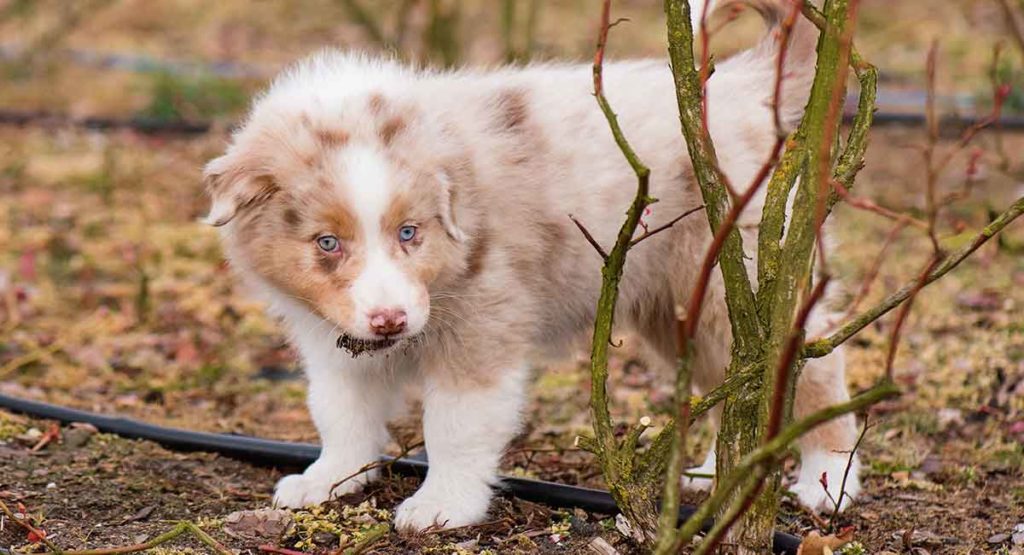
top-left (206, 0), bottom-right (862, 531)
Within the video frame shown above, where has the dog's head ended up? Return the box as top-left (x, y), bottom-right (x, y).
top-left (205, 55), bottom-right (473, 355)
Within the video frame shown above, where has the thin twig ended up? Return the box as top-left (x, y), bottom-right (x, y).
top-left (0, 498), bottom-right (64, 554)
top-left (628, 204), bottom-right (705, 247)
top-left (259, 545), bottom-right (310, 555)
top-left (924, 41), bottom-right (1010, 237)
top-left (33, 521), bottom-right (231, 555)
top-left (329, 440), bottom-right (425, 497)
top-left (838, 217), bottom-right (911, 322)
top-left (771, 0), bottom-right (804, 138)
top-left (569, 214), bottom-right (609, 260)
top-left (830, 180), bottom-right (928, 229)
top-left (883, 256), bottom-right (940, 380)
top-left (827, 417), bottom-right (872, 530)
top-left (997, 0), bottom-right (1024, 55)
top-left (923, 41), bottom-right (943, 254)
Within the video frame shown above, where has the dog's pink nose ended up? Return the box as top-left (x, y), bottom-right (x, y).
top-left (368, 308), bottom-right (407, 337)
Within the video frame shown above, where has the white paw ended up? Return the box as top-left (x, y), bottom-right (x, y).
top-left (681, 469), bottom-right (715, 491)
top-left (273, 464), bottom-right (375, 509)
top-left (274, 472), bottom-right (334, 508)
top-left (791, 451), bottom-right (861, 513)
top-left (394, 483), bottom-right (491, 532)
top-left (681, 450), bottom-right (716, 492)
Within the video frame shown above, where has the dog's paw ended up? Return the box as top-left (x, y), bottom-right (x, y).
top-left (394, 484), bottom-right (490, 532)
top-left (273, 473), bottom-right (335, 508)
top-left (681, 451), bottom-right (716, 492)
top-left (681, 471), bottom-right (714, 491)
top-left (791, 450), bottom-right (861, 513)
top-left (273, 464), bottom-right (374, 509)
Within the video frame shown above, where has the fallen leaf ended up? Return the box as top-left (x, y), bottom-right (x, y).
top-left (119, 504), bottom-right (157, 525)
top-left (797, 529), bottom-right (854, 555)
top-left (989, 533), bottom-right (1010, 545)
top-left (956, 289), bottom-right (1003, 311)
top-left (224, 508), bottom-right (293, 540)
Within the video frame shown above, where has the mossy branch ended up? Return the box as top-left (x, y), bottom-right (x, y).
top-left (341, 523), bottom-right (389, 555)
top-left (662, 380), bottom-right (899, 552)
top-left (803, 195), bottom-right (1024, 358)
top-left (664, 0), bottom-right (764, 358)
top-left (586, 0), bottom-right (655, 468)
top-left (580, 0), bottom-right (703, 544)
top-left (756, 133), bottom-right (807, 318)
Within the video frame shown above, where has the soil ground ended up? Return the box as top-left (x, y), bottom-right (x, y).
top-left (2, 1), bottom-right (1024, 554)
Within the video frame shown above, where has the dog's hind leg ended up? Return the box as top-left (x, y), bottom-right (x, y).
top-left (790, 347), bottom-right (862, 512)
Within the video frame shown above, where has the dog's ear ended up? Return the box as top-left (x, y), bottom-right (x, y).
top-left (203, 153), bottom-right (277, 227)
top-left (436, 169), bottom-right (467, 242)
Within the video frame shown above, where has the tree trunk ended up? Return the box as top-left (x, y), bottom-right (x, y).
top-left (716, 365), bottom-right (775, 554)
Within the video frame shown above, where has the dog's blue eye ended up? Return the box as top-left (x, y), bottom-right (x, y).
top-left (316, 235), bottom-right (340, 252)
top-left (398, 225), bottom-right (417, 243)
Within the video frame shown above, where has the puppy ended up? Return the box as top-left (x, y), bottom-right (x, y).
top-left (205, 0), bottom-right (860, 531)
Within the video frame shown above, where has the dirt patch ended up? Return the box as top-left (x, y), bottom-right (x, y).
top-left (0, 415), bottom-right (635, 554)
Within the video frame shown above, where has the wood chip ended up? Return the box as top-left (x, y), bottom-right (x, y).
top-left (587, 536), bottom-right (621, 555)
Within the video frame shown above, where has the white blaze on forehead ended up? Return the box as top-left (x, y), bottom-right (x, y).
top-left (337, 145), bottom-right (393, 239)
top-left (338, 145), bottom-right (428, 338)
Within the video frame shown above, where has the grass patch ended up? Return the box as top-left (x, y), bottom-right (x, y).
top-left (139, 71), bottom-right (248, 122)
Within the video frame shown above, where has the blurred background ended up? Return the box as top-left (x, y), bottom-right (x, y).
top-left (0, 1), bottom-right (1023, 553)
top-left (1, 0), bottom-right (1024, 118)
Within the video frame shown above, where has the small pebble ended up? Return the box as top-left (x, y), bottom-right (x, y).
top-left (312, 530), bottom-right (338, 547)
top-left (614, 514), bottom-right (644, 543)
top-left (859, 510), bottom-right (880, 522)
top-left (936, 408), bottom-right (963, 429)
top-left (63, 428), bottom-right (95, 449)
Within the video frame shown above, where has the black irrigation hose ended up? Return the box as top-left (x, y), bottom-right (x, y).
top-left (0, 109), bottom-right (211, 135)
top-left (3, 106), bottom-right (1024, 137)
top-left (0, 393), bottom-right (802, 553)
top-left (862, 111), bottom-right (1024, 131)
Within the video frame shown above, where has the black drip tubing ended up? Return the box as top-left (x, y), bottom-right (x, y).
top-left (0, 393), bottom-right (802, 554)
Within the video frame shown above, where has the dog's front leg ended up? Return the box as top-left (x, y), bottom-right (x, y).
top-left (274, 362), bottom-right (397, 508)
top-left (395, 368), bottom-right (527, 531)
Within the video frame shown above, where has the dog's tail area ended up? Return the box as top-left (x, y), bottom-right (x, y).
top-left (693, 0), bottom-right (820, 131)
